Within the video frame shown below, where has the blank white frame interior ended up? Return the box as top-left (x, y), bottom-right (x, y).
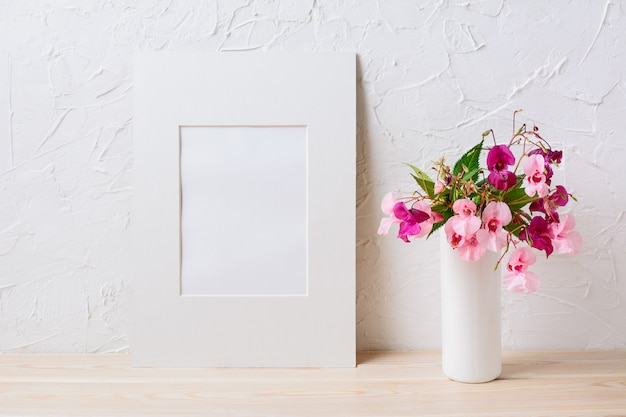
top-left (179, 126), bottom-right (307, 296)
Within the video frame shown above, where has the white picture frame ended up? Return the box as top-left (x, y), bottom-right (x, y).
top-left (132, 52), bottom-right (355, 367)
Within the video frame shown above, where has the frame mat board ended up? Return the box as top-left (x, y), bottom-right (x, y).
top-left (132, 52), bottom-right (356, 367)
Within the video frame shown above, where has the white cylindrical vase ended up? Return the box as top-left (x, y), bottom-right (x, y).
top-left (440, 234), bottom-right (501, 383)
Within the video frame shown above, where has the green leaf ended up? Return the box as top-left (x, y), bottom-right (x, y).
top-left (505, 223), bottom-right (523, 238)
top-left (501, 183), bottom-right (534, 212)
top-left (462, 167), bottom-right (481, 182)
top-left (470, 194), bottom-right (482, 206)
top-left (406, 163), bottom-right (435, 198)
top-left (427, 207), bottom-right (454, 238)
top-left (475, 177), bottom-right (488, 188)
top-left (453, 140), bottom-right (484, 182)
top-left (505, 218), bottom-right (528, 239)
top-left (428, 221), bottom-right (445, 237)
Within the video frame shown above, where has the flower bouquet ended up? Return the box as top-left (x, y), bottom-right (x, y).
top-left (378, 111), bottom-right (582, 294)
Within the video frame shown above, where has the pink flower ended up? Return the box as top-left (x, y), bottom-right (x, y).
top-left (444, 217), bottom-right (464, 248)
top-left (434, 181), bottom-right (446, 194)
top-left (503, 247), bottom-right (540, 293)
top-left (476, 201), bottom-right (512, 252)
top-left (550, 214), bottom-right (582, 255)
top-left (524, 154), bottom-right (549, 197)
top-left (452, 199), bottom-right (477, 218)
top-left (529, 148), bottom-right (563, 185)
top-left (377, 192), bottom-right (400, 235)
top-left (445, 199), bottom-right (481, 257)
top-left (444, 215), bottom-right (485, 261)
top-left (456, 233), bottom-right (487, 261)
top-left (412, 201), bottom-right (444, 238)
top-left (447, 213), bottom-right (482, 241)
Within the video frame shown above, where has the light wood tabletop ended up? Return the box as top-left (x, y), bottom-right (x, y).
top-left (0, 350), bottom-right (624, 416)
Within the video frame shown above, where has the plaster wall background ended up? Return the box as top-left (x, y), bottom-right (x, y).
top-left (0, 0), bottom-right (624, 353)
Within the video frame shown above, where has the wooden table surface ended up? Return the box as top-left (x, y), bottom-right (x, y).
top-left (0, 351), bottom-right (625, 416)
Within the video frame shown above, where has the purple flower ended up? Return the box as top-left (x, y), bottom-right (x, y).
top-left (487, 145), bottom-right (517, 190)
top-left (392, 202), bottom-right (430, 243)
top-left (529, 148), bottom-right (562, 165)
top-left (529, 185), bottom-right (569, 222)
top-left (548, 150), bottom-right (563, 164)
top-left (519, 216), bottom-right (554, 257)
top-left (551, 185), bottom-right (569, 206)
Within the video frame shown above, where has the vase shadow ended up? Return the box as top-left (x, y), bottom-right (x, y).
top-left (498, 359), bottom-right (556, 380)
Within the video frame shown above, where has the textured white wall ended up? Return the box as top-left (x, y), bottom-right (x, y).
top-left (0, 1), bottom-right (624, 353)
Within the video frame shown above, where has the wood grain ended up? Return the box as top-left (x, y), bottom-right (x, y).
top-left (0, 351), bottom-right (624, 416)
